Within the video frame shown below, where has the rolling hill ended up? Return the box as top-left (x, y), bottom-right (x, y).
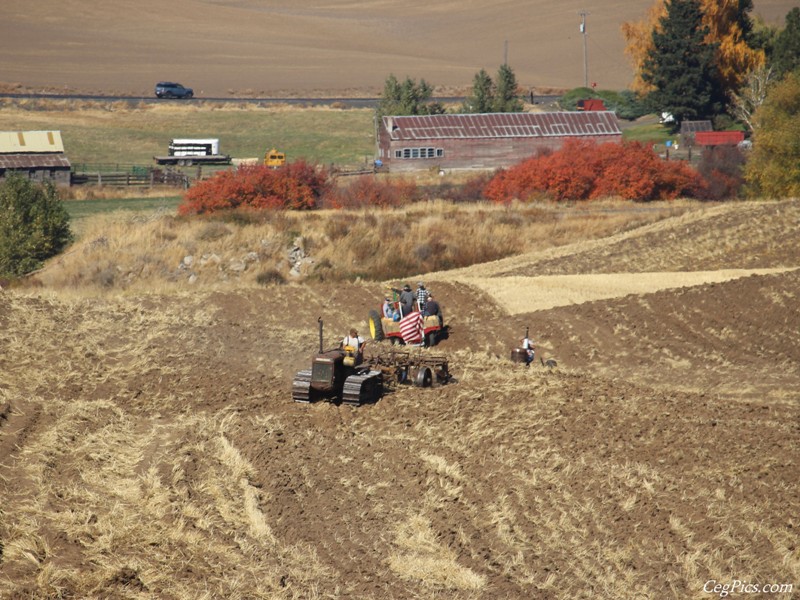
top-left (0, 0), bottom-right (794, 97)
top-left (1, 199), bottom-right (798, 598)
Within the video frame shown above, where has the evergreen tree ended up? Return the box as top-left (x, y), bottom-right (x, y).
top-left (492, 64), bottom-right (523, 113)
top-left (624, 0), bottom-right (763, 97)
top-left (642, 0), bottom-right (721, 127)
top-left (735, 0), bottom-right (756, 45)
top-left (462, 69), bottom-right (495, 113)
top-left (377, 75), bottom-right (444, 118)
top-left (772, 8), bottom-right (800, 79)
top-left (0, 175), bottom-right (73, 277)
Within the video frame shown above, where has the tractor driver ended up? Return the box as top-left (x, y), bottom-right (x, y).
top-left (341, 328), bottom-right (367, 363)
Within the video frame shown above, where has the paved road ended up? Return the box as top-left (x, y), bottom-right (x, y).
top-left (0, 93), bottom-right (562, 109)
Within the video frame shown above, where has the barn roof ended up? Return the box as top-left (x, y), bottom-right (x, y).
top-left (383, 112), bottom-right (621, 141)
top-left (0, 154), bottom-right (71, 169)
top-left (0, 131), bottom-right (65, 154)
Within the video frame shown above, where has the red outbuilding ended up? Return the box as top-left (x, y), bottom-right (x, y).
top-left (694, 131), bottom-right (745, 146)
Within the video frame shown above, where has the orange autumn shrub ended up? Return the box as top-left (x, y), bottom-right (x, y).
top-left (484, 139), bottom-right (704, 202)
top-left (178, 160), bottom-right (331, 215)
top-left (323, 176), bottom-right (419, 209)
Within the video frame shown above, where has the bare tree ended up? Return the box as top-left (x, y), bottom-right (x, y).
top-left (729, 65), bottom-right (773, 131)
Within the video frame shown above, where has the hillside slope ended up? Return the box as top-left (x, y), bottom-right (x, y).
top-left (1, 200), bottom-right (798, 599)
top-left (0, 0), bottom-right (793, 95)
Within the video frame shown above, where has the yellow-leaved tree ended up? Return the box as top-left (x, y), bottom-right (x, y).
top-left (622, 0), bottom-right (764, 95)
top-left (744, 72), bottom-right (800, 198)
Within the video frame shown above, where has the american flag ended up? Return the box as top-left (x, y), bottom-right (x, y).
top-left (399, 311), bottom-right (423, 344)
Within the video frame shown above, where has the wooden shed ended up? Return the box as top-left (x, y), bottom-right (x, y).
top-left (0, 131), bottom-right (72, 187)
top-left (377, 111), bottom-right (622, 172)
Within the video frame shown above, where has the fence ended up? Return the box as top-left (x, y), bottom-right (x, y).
top-left (70, 164), bottom-right (191, 188)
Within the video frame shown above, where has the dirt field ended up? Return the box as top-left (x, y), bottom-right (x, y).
top-left (0, 0), bottom-right (794, 97)
top-left (1, 199), bottom-right (797, 599)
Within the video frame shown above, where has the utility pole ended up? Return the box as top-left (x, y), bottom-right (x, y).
top-left (504, 39), bottom-right (509, 66)
top-left (579, 10), bottom-right (589, 88)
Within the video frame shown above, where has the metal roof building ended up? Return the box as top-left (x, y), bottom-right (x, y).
top-left (0, 130), bottom-right (71, 186)
top-left (377, 112), bottom-right (622, 172)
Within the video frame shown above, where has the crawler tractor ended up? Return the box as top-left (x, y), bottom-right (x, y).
top-left (292, 319), bottom-right (452, 405)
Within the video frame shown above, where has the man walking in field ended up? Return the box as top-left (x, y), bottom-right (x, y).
top-left (521, 334), bottom-right (535, 367)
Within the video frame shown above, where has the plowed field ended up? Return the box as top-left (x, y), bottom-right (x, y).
top-left (1, 200), bottom-right (798, 599)
top-left (0, 0), bottom-right (794, 95)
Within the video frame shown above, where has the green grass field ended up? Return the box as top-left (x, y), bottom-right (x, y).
top-left (63, 196), bottom-right (182, 233)
top-left (1, 98), bottom-right (674, 170)
top-left (0, 100), bottom-right (376, 168)
top-left (621, 121), bottom-right (672, 143)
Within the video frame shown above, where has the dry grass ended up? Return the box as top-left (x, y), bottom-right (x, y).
top-left (465, 269), bottom-right (797, 313)
top-left (29, 200), bottom-right (691, 294)
top-left (388, 514), bottom-right (486, 591)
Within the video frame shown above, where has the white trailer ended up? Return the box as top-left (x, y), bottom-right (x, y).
top-left (154, 138), bottom-right (231, 165)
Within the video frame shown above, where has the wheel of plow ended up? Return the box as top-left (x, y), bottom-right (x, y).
top-left (414, 366), bottom-right (433, 388)
top-left (396, 366), bottom-right (409, 384)
top-left (368, 310), bottom-right (384, 341)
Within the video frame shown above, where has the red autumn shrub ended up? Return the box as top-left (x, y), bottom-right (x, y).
top-left (589, 142), bottom-right (659, 200)
top-left (323, 176), bottom-right (418, 209)
top-left (484, 139), bottom-right (705, 202)
top-left (651, 159), bottom-right (705, 200)
top-left (538, 140), bottom-right (600, 201)
top-left (178, 160), bottom-right (331, 215)
top-left (483, 163), bottom-right (540, 204)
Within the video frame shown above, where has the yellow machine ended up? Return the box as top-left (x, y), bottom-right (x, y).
top-left (264, 148), bottom-right (286, 168)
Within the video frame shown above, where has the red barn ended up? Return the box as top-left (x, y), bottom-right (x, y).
top-left (694, 131), bottom-right (745, 146)
top-left (577, 99), bottom-right (607, 111)
top-left (377, 112), bottom-right (622, 172)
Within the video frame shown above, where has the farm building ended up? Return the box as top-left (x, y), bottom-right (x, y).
top-left (0, 131), bottom-right (72, 187)
top-left (377, 111), bottom-right (622, 172)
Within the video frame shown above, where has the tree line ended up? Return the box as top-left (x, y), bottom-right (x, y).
top-left (376, 64), bottom-right (523, 119)
top-left (376, 1), bottom-right (800, 197)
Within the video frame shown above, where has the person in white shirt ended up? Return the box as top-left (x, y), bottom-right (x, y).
top-left (341, 328), bottom-right (366, 363)
top-left (521, 335), bottom-right (535, 366)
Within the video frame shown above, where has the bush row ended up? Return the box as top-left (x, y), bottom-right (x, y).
top-left (178, 141), bottom-right (747, 214)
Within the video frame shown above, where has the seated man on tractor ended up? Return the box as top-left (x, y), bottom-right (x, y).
top-left (340, 328), bottom-right (367, 365)
top-left (423, 293), bottom-right (443, 327)
top-left (382, 297), bottom-right (399, 321)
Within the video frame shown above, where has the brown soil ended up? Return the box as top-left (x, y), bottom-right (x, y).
top-left (1, 200), bottom-right (798, 598)
top-left (0, 0), bottom-right (793, 97)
